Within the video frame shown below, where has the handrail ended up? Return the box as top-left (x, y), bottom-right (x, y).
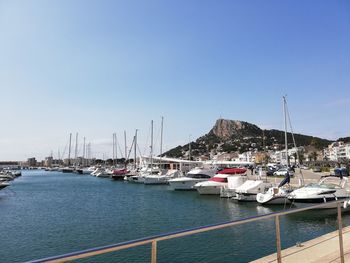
top-left (26, 200), bottom-right (347, 263)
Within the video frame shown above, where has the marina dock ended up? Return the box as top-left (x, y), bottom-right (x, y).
top-left (252, 226), bottom-right (350, 263)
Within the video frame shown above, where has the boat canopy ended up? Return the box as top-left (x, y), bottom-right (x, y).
top-left (218, 168), bottom-right (246, 175)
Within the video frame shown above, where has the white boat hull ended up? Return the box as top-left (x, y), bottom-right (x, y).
top-left (257, 194), bottom-right (290, 205)
top-left (195, 183), bottom-right (226, 195)
top-left (144, 176), bottom-right (168, 185)
top-left (256, 187), bottom-right (291, 205)
top-left (234, 193), bottom-right (258, 202)
top-left (169, 178), bottom-right (207, 190)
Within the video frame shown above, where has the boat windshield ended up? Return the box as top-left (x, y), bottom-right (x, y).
top-left (187, 174), bottom-right (211, 179)
top-left (305, 183), bottom-right (339, 189)
top-left (210, 177), bottom-right (227, 183)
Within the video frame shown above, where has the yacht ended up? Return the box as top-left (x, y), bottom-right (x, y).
top-left (256, 187), bottom-right (292, 205)
top-left (168, 167), bottom-right (217, 190)
top-left (233, 180), bottom-right (273, 202)
top-left (256, 173), bottom-right (292, 205)
top-left (0, 181), bottom-right (10, 190)
top-left (127, 167), bottom-right (161, 183)
top-left (143, 169), bottom-right (181, 185)
top-left (61, 167), bottom-right (74, 173)
top-left (111, 168), bottom-right (129, 180)
top-left (220, 175), bottom-right (247, 198)
top-left (76, 167), bottom-right (95, 175)
top-left (288, 176), bottom-right (350, 208)
top-left (194, 168), bottom-right (247, 195)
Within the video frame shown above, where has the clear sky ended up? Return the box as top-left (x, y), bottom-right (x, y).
top-left (0, 0), bottom-right (349, 161)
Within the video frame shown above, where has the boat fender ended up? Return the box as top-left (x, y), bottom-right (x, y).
top-left (323, 197), bottom-right (326, 203)
top-left (344, 201), bottom-right (348, 209)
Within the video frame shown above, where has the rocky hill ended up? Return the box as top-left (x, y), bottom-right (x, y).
top-left (162, 119), bottom-right (333, 159)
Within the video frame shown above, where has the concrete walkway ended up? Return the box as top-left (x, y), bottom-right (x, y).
top-left (251, 226), bottom-right (350, 263)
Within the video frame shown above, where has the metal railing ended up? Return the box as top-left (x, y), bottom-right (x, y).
top-left (27, 200), bottom-right (347, 263)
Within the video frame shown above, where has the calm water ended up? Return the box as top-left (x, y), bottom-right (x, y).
top-left (1, 170), bottom-right (349, 263)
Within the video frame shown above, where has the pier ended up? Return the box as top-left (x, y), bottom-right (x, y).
top-left (252, 226), bottom-right (350, 263)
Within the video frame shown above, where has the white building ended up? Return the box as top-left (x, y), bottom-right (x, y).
top-left (324, 141), bottom-right (350, 161)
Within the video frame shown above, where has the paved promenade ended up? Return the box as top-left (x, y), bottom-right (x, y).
top-left (250, 169), bottom-right (350, 263)
top-left (251, 226), bottom-right (350, 263)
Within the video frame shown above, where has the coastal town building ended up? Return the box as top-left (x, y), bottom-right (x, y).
top-left (27, 157), bottom-right (37, 167)
top-left (324, 141), bottom-right (350, 162)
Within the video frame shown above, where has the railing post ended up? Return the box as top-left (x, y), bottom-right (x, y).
top-left (337, 203), bottom-right (344, 263)
top-left (151, 240), bottom-right (157, 263)
top-left (275, 215), bottom-right (282, 263)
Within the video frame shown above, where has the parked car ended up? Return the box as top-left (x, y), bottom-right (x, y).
top-left (266, 167), bottom-right (277, 176)
top-left (273, 168), bottom-right (294, 177)
top-left (334, 168), bottom-right (349, 177)
top-left (313, 166), bottom-right (321, 172)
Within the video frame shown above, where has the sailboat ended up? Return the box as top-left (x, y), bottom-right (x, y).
top-left (256, 96), bottom-right (301, 205)
top-left (61, 133), bottom-right (75, 173)
top-left (143, 117), bottom-right (181, 185)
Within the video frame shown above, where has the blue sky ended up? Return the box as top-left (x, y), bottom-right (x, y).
top-left (0, 0), bottom-right (349, 161)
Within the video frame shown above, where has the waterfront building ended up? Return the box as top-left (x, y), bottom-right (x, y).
top-left (27, 157), bottom-right (37, 167)
top-left (324, 141), bottom-right (350, 162)
top-left (0, 161), bottom-right (20, 170)
top-left (44, 157), bottom-right (53, 167)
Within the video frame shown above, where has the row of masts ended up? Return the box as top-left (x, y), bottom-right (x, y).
top-left (62, 116), bottom-right (165, 168)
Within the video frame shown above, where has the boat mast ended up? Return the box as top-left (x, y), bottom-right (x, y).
top-left (124, 130), bottom-right (127, 168)
top-left (189, 135), bottom-right (192, 161)
top-left (283, 96), bottom-right (289, 166)
top-left (134, 129), bottom-right (138, 170)
top-left (116, 133), bottom-right (118, 166)
top-left (68, 133), bottom-right (72, 166)
top-left (160, 116), bottom-right (163, 156)
top-left (83, 137), bottom-right (86, 167)
top-left (150, 120), bottom-right (153, 171)
top-left (74, 132), bottom-right (79, 167)
top-left (112, 133), bottom-right (115, 167)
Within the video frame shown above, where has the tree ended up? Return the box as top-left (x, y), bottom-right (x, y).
top-left (311, 151), bottom-right (318, 161)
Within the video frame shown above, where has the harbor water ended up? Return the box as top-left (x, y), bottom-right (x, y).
top-left (1, 170), bottom-right (349, 263)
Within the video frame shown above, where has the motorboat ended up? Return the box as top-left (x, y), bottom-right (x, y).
top-left (143, 169), bottom-right (182, 185)
top-left (76, 167), bottom-right (95, 175)
top-left (194, 174), bottom-right (229, 195)
top-left (0, 173), bottom-right (14, 181)
top-left (256, 172), bottom-right (292, 205)
top-left (91, 168), bottom-right (110, 178)
top-left (127, 167), bottom-right (161, 183)
top-left (288, 176), bottom-right (350, 208)
top-left (61, 167), bottom-right (74, 173)
top-left (195, 168), bottom-right (247, 195)
top-left (233, 180), bottom-right (273, 202)
top-left (168, 167), bottom-right (217, 190)
top-left (220, 175), bottom-right (247, 198)
top-left (0, 181), bottom-right (10, 190)
top-left (111, 168), bottom-right (129, 180)
top-left (215, 168), bottom-right (248, 197)
top-left (256, 187), bottom-right (292, 205)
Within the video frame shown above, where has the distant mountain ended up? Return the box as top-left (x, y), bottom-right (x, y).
top-left (337, 137), bottom-right (350, 143)
top-left (162, 119), bottom-right (333, 159)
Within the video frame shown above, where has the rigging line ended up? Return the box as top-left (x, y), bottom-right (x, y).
top-left (126, 136), bottom-right (135, 160)
top-left (137, 144), bottom-right (147, 166)
top-left (285, 100), bottom-right (305, 185)
top-left (114, 135), bottom-right (124, 159)
top-left (143, 125), bottom-right (151, 156)
top-left (61, 140), bottom-right (69, 160)
top-left (117, 142), bottom-right (124, 159)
